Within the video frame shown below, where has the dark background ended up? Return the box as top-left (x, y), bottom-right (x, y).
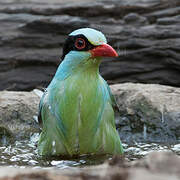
top-left (0, 0), bottom-right (180, 91)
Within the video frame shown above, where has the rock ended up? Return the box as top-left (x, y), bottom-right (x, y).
top-left (0, 83), bottom-right (179, 143)
top-left (0, 0), bottom-right (180, 90)
top-left (22, 15), bottom-right (89, 34)
top-left (0, 151), bottom-right (179, 180)
top-left (112, 83), bottom-right (180, 143)
top-left (129, 151), bottom-right (180, 179)
top-left (0, 90), bottom-right (40, 140)
top-left (128, 169), bottom-right (179, 180)
top-left (123, 13), bottom-right (148, 25)
top-left (144, 151), bottom-right (180, 174)
top-left (0, 168), bottom-right (69, 180)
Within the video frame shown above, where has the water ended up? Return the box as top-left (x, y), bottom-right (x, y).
top-left (0, 133), bottom-right (179, 169)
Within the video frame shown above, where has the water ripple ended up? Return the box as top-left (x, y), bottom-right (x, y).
top-left (0, 133), bottom-right (179, 168)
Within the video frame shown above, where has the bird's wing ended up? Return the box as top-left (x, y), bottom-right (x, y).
top-left (38, 89), bottom-right (47, 127)
top-left (102, 78), bottom-right (120, 112)
top-left (38, 85), bottom-right (73, 155)
top-left (38, 86), bottom-right (66, 132)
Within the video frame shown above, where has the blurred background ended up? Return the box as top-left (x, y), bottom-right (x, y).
top-left (0, 0), bottom-right (180, 91)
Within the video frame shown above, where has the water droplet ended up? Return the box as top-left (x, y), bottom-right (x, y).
top-left (52, 141), bottom-right (55, 147)
top-left (143, 124), bottom-right (147, 140)
top-left (33, 116), bottom-right (38, 123)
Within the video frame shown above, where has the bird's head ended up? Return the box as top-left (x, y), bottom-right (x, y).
top-left (62, 28), bottom-right (118, 62)
top-left (53, 28), bottom-right (118, 80)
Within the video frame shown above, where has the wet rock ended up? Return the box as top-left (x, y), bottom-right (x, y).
top-left (0, 0), bottom-right (180, 90)
top-left (112, 83), bottom-right (180, 143)
top-left (0, 126), bottom-right (12, 145)
top-left (0, 90), bottom-right (40, 140)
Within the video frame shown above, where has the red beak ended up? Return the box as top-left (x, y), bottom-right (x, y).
top-left (90, 43), bottom-right (118, 58)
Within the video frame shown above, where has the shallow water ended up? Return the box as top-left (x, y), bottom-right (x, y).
top-left (0, 133), bottom-right (179, 169)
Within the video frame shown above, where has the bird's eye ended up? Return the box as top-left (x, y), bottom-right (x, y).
top-left (75, 38), bottom-right (86, 50)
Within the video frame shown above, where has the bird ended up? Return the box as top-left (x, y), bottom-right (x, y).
top-left (38, 28), bottom-right (124, 157)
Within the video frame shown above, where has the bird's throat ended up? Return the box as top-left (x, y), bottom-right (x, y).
top-left (54, 52), bottom-right (101, 81)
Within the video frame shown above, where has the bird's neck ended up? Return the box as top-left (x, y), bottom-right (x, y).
top-left (54, 51), bottom-right (101, 80)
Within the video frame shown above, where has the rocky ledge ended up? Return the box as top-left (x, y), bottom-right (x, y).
top-left (0, 151), bottom-right (179, 180)
top-left (0, 83), bottom-right (179, 143)
top-left (0, 0), bottom-right (180, 91)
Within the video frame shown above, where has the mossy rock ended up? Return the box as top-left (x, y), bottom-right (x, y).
top-left (0, 126), bottom-right (14, 145)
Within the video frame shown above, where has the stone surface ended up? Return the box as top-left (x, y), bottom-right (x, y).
top-left (0, 151), bottom-right (179, 180)
top-left (0, 90), bottom-right (40, 140)
top-left (112, 83), bottom-right (180, 143)
top-left (0, 0), bottom-right (180, 90)
top-left (0, 83), bottom-right (179, 143)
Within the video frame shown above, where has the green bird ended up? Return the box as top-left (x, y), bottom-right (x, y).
top-left (38, 28), bottom-right (124, 156)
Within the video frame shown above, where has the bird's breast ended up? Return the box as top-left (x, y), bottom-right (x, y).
top-left (49, 72), bottom-right (112, 154)
top-left (58, 72), bottom-right (108, 131)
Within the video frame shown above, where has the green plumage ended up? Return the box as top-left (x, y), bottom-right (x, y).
top-left (38, 28), bottom-right (123, 156)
